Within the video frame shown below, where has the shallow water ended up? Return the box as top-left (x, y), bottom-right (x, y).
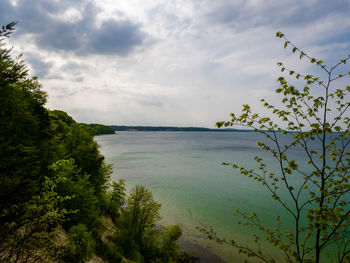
top-left (95, 131), bottom-right (317, 262)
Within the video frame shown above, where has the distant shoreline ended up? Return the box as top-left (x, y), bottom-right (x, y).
top-left (109, 125), bottom-right (251, 132)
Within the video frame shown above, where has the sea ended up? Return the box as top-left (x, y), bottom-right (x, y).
top-left (95, 131), bottom-right (319, 262)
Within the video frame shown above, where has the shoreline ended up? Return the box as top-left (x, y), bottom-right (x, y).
top-left (179, 239), bottom-right (226, 263)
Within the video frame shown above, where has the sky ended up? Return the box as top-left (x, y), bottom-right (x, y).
top-left (1, 0), bottom-right (350, 127)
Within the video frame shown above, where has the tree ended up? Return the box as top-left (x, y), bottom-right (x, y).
top-left (0, 165), bottom-right (70, 263)
top-left (107, 178), bottom-right (126, 217)
top-left (0, 21), bottom-right (51, 226)
top-left (0, 23), bottom-right (63, 262)
top-left (0, 24), bottom-right (112, 262)
top-left (65, 224), bottom-right (96, 263)
top-left (48, 110), bottom-right (111, 203)
top-left (201, 33), bottom-right (350, 263)
top-left (126, 185), bottom-right (161, 245)
top-left (80, 123), bottom-right (115, 136)
top-left (159, 225), bottom-right (183, 263)
top-left (50, 159), bottom-right (100, 227)
top-left (117, 185), bottom-right (161, 257)
top-left (0, 21), bottom-right (191, 263)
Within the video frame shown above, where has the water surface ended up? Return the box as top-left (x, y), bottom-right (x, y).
top-left (95, 131), bottom-right (310, 262)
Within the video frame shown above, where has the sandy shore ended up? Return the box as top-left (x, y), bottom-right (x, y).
top-left (179, 239), bottom-right (226, 263)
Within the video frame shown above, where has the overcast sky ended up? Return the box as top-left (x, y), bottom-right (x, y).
top-left (1, 0), bottom-right (350, 127)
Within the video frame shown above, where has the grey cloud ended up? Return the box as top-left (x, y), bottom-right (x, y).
top-left (1, 0), bottom-right (147, 56)
top-left (72, 76), bottom-right (84, 82)
top-left (52, 85), bottom-right (90, 97)
top-left (138, 100), bottom-right (164, 107)
top-left (35, 22), bottom-right (85, 52)
top-left (0, 1), bottom-right (16, 26)
top-left (148, 4), bottom-right (192, 31)
top-left (45, 73), bottom-right (65, 80)
top-left (204, 0), bottom-right (350, 30)
top-left (89, 19), bottom-right (145, 55)
top-left (69, 86), bottom-right (94, 95)
top-left (55, 85), bottom-right (118, 97)
top-left (60, 62), bottom-right (88, 73)
top-left (25, 53), bottom-right (53, 78)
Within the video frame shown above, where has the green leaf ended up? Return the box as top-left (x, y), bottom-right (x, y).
top-left (276, 31), bottom-right (284, 38)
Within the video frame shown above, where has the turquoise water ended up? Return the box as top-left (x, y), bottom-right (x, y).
top-left (95, 131), bottom-right (313, 262)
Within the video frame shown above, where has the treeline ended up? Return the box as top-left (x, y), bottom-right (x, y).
top-left (110, 125), bottom-right (239, 132)
top-left (0, 23), bottom-right (197, 263)
top-left (80, 123), bottom-right (115, 136)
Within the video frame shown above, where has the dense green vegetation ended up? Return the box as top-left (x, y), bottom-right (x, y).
top-left (0, 23), bottom-right (196, 263)
top-left (80, 123), bottom-right (115, 136)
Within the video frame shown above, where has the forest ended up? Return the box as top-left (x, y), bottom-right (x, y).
top-left (0, 22), bottom-right (197, 263)
top-left (80, 123), bottom-right (115, 136)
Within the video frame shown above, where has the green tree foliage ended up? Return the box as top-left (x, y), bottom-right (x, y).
top-left (50, 159), bottom-right (100, 227)
top-left (103, 178), bottom-right (126, 217)
top-left (49, 110), bottom-right (111, 198)
top-left (117, 185), bottom-right (161, 257)
top-left (159, 225), bottom-right (183, 263)
top-left (115, 186), bottom-right (190, 262)
top-left (201, 33), bottom-right (350, 262)
top-left (0, 168), bottom-right (70, 263)
top-left (0, 22), bottom-right (187, 263)
top-left (0, 23), bottom-right (64, 262)
top-left (0, 22), bottom-right (51, 226)
top-left (65, 224), bottom-right (96, 263)
top-left (80, 123), bottom-right (115, 136)
top-left (0, 23), bottom-right (109, 261)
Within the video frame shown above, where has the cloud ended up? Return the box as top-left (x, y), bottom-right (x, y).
top-left (138, 100), bottom-right (163, 107)
top-left (1, 0), bottom-right (350, 127)
top-left (203, 0), bottom-right (350, 31)
top-left (1, 0), bottom-right (147, 56)
top-left (60, 61), bottom-right (88, 73)
top-left (89, 19), bottom-right (145, 55)
top-left (24, 52), bottom-right (53, 78)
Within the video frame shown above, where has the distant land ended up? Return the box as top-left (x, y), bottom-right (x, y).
top-left (109, 125), bottom-right (251, 132)
top-left (81, 124), bottom-right (327, 134)
top-left (79, 124), bottom-right (254, 134)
